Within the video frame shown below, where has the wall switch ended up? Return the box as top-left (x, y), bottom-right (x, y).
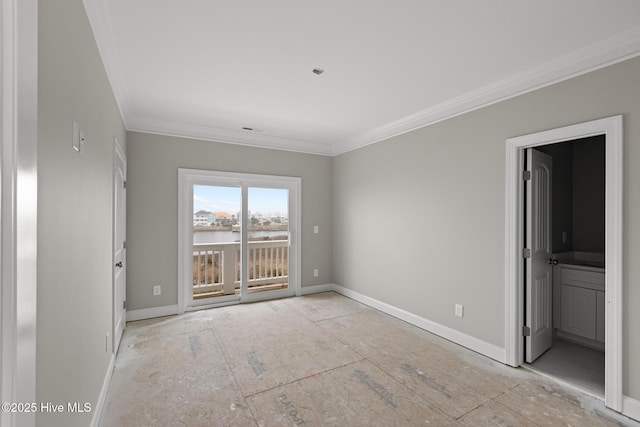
top-left (313, 269), bottom-right (319, 277)
top-left (72, 121), bottom-right (81, 152)
top-left (313, 225), bottom-right (319, 234)
top-left (455, 304), bottom-right (464, 318)
top-left (153, 285), bottom-right (161, 296)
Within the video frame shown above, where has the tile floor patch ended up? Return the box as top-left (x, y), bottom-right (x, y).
top-left (400, 363), bottom-right (452, 399)
top-left (353, 369), bottom-right (398, 408)
top-left (247, 360), bottom-right (457, 427)
top-left (277, 393), bottom-right (307, 426)
top-left (246, 351), bottom-right (267, 377)
top-left (188, 334), bottom-right (202, 357)
top-left (314, 339), bottom-right (333, 352)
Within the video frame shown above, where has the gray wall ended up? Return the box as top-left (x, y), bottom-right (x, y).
top-left (537, 143), bottom-right (574, 253)
top-left (37, 0), bottom-right (127, 426)
top-left (332, 56), bottom-right (640, 399)
top-left (538, 135), bottom-right (605, 254)
top-left (126, 132), bottom-right (332, 311)
top-left (573, 136), bottom-right (605, 253)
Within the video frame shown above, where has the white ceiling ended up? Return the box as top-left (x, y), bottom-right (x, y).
top-left (84, 1), bottom-right (640, 156)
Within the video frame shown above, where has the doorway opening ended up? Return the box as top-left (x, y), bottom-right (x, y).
top-left (524, 136), bottom-right (605, 396)
top-left (504, 115), bottom-right (623, 411)
top-left (178, 169), bottom-right (301, 312)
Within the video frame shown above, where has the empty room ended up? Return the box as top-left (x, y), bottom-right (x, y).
top-left (2, 1), bottom-right (640, 426)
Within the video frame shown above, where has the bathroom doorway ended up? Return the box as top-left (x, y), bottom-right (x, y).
top-left (524, 136), bottom-right (606, 396)
top-left (504, 115), bottom-right (623, 411)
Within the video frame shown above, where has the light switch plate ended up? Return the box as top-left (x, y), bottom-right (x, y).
top-left (72, 121), bottom-right (81, 152)
top-left (455, 304), bottom-right (464, 318)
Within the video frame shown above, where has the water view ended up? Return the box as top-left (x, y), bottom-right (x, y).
top-left (193, 230), bottom-right (287, 244)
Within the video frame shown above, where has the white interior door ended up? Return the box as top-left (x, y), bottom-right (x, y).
top-left (525, 148), bottom-right (553, 363)
top-left (113, 141), bottom-right (126, 353)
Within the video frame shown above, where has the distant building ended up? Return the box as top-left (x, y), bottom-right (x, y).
top-left (193, 210), bottom-right (211, 226)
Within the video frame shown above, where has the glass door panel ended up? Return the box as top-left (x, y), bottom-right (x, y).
top-left (246, 187), bottom-right (289, 294)
top-left (192, 184), bottom-right (241, 301)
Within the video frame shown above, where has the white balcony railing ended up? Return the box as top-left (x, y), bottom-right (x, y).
top-left (192, 240), bottom-right (288, 297)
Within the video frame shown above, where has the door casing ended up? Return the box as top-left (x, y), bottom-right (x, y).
top-left (504, 115), bottom-right (623, 410)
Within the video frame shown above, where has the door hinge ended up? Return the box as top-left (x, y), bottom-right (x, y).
top-left (523, 170), bottom-right (531, 181)
top-left (523, 248), bottom-right (531, 259)
top-left (123, 180), bottom-right (127, 189)
top-left (123, 300), bottom-right (126, 310)
top-left (522, 326), bottom-right (531, 337)
top-left (123, 241), bottom-right (127, 249)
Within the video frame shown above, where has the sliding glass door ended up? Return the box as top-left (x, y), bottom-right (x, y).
top-left (179, 169), bottom-right (300, 311)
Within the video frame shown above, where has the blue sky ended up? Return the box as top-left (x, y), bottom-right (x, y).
top-left (194, 185), bottom-right (288, 215)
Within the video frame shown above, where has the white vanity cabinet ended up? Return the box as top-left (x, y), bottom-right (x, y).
top-left (554, 265), bottom-right (605, 345)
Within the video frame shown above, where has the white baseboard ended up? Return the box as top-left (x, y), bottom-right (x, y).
top-left (331, 284), bottom-right (506, 363)
top-left (126, 287), bottom-right (334, 321)
top-left (126, 304), bottom-right (179, 322)
top-left (90, 352), bottom-right (115, 427)
top-left (124, 285), bottom-right (507, 364)
top-left (623, 396), bottom-right (640, 422)
top-left (300, 284), bottom-right (335, 295)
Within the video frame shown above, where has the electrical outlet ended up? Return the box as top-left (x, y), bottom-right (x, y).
top-left (455, 304), bottom-right (464, 318)
top-left (313, 269), bottom-right (319, 277)
top-left (153, 285), bottom-right (161, 296)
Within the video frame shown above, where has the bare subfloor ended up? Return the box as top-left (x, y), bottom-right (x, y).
top-left (101, 292), bottom-right (638, 426)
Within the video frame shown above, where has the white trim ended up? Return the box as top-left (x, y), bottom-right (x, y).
top-left (90, 353), bottom-right (115, 427)
top-left (504, 115), bottom-right (623, 412)
top-left (622, 396), bottom-right (640, 423)
top-left (1, 1), bottom-right (38, 426)
top-left (128, 118), bottom-right (333, 157)
top-left (300, 284), bottom-right (335, 295)
top-left (132, 289), bottom-right (333, 321)
top-left (126, 305), bottom-right (179, 322)
top-left (337, 27), bottom-right (640, 156)
top-left (83, 0), bottom-right (640, 157)
top-left (331, 284), bottom-right (506, 363)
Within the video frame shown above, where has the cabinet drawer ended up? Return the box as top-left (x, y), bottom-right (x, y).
top-left (560, 268), bottom-right (604, 291)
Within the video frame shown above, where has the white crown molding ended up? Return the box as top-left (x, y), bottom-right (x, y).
top-left (334, 24), bottom-right (640, 156)
top-left (84, 0), bottom-right (640, 157)
top-left (82, 0), bottom-right (130, 127)
top-left (128, 115), bottom-right (334, 156)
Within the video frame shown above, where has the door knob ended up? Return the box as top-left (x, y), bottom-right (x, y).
top-left (115, 261), bottom-right (123, 268)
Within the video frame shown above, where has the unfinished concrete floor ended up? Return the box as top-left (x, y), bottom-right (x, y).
top-left (101, 292), bottom-right (638, 426)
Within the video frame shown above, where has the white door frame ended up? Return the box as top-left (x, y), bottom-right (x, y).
top-left (178, 168), bottom-right (302, 313)
top-left (112, 138), bottom-right (126, 353)
top-left (504, 115), bottom-right (623, 410)
top-left (1, 0), bottom-right (38, 426)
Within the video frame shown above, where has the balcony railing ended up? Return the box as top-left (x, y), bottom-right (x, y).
top-left (192, 240), bottom-right (288, 298)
